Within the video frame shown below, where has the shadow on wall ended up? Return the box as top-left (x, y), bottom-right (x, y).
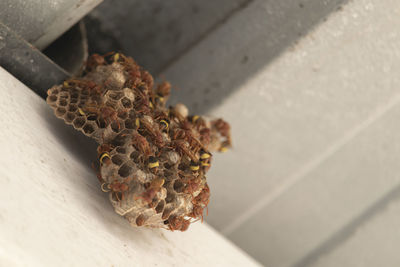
top-left (294, 182), bottom-right (400, 267)
top-left (85, 0), bottom-right (348, 113)
top-left (85, 0), bottom-right (252, 74)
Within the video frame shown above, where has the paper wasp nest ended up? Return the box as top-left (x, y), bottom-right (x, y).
top-left (46, 53), bottom-right (231, 231)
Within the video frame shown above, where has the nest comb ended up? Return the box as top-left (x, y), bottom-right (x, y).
top-left (46, 52), bottom-right (231, 231)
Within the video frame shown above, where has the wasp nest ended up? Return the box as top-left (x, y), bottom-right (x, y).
top-left (46, 53), bottom-right (231, 231)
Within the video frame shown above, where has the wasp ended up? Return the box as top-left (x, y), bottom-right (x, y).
top-left (152, 81), bottom-right (171, 107)
top-left (172, 120), bottom-right (206, 154)
top-left (172, 120), bottom-right (191, 139)
top-left (112, 52), bottom-right (122, 62)
top-left (85, 53), bottom-right (105, 71)
top-left (99, 152), bottom-right (111, 165)
top-left (153, 111), bottom-right (170, 132)
top-left (172, 123), bottom-right (194, 144)
top-left (135, 215), bottom-right (146, 227)
top-left (132, 83), bottom-right (153, 114)
top-left (103, 51), bottom-right (124, 65)
top-left (168, 216), bottom-right (190, 231)
top-left (123, 75), bottom-right (141, 91)
top-left (183, 177), bottom-right (202, 196)
top-left (148, 156), bottom-right (159, 173)
top-left (189, 160), bottom-right (200, 173)
top-left (212, 118), bottom-right (232, 150)
top-left (199, 128), bottom-right (211, 146)
top-left (136, 177), bottom-right (165, 204)
top-left (189, 204), bottom-right (205, 222)
top-left (189, 115), bottom-right (200, 124)
top-left (65, 79), bottom-right (102, 96)
top-left (113, 52), bottom-right (137, 68)
top-left (188, 115), bottom-right (206, 131)
top-left (101, 180), bottom-right (129, 202)
top-left (141, 70), bottom-right (154, 90)
top-left (159, 119), bottom-right (169, 132)
top-left (133, 90), bottom-right (152, 115)
top-left (155, 81), bottom-right (171, 98)
top-left (193, 183), bottom-right (210, 207)
top-left (139, 117), bottom-right (165, 147)
top-left (131, 132), bottom-right (152, 159)
top-left (212, 118), bottom-right (230, 137)
top-left (82, 104), bottom-right (123, 130)
top-left (173, 140), bottom-right (198, 162)
top-left (199, 150), bottom-right (212, 171)
top-left (200, 150), bottom-right (211, 162)
top-left (219, 140), bottom-right (231, 153)
top-left (97, 144), bottom-right (113, 165)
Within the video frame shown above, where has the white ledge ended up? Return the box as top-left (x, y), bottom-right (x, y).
top-left (0, 67), bottom-right (260, 267)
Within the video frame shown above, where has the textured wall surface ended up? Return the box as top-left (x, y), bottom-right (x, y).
top-left (85, 0), bottom-right (250, 74)
top-left (158, 0), bottom-right (400, 266)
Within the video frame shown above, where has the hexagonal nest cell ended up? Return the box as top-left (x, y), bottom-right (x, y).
top-left (46, 52), bottom-right (232, 231)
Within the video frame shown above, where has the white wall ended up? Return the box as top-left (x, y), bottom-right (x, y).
top-left (161, 0), bottom-right (400, 266)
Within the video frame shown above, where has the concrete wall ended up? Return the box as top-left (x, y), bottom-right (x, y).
top-left (157, 0), bottom-right (400, 266)
top-left (85, 0), bottom-right (250, 74)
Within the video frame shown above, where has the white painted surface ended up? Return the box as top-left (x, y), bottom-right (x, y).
top-left (230, 101), bottom-right (400, 267)
top-left (0, 67), bottom-right (260, 267)
top-left (161, 0), bottom-right (400, 266)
